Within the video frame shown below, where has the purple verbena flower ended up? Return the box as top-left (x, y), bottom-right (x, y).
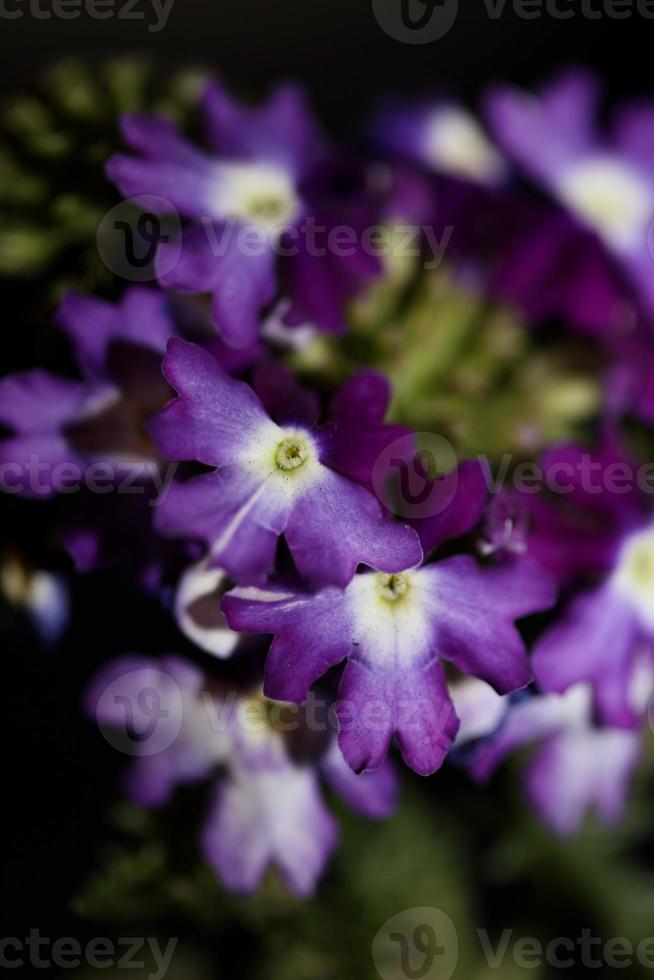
top-left (148, 338), bottom-right (422, 587)
top-left (371, 97), bottom-right (506, 186)
top-left (106, 81), bottom-right (380, 347)
top-left (0, 287), bottom-right (177, 497)
top-left (526, 440), bottom-right (654, 728)
top-left (486, 68), bottom-right (654, 320)
top-left (222, 462), bottom-right (556, 776)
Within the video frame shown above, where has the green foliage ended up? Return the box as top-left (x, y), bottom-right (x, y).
top-left (0, 56), bottom-right (208, 293)
top-left (291, 268), bottom-right (600, 463)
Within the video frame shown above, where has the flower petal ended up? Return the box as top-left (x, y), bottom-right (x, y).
top-left (284, 467), bottom-right (423, 587)
top-left (337, 656), bottom-right (458, 776)
top-left (148, 338), bottom-right (275, 468)
top-left (424, 556), bottom-right (556, 693)
top-left (201, 763), bottom-right (338, 896)
top-left (533, 583), bottom-right (641, 728)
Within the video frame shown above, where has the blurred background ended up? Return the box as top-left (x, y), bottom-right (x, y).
top-left (3, 3), bottom-right (654, 979)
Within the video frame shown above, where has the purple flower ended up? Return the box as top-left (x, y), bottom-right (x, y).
top-left (371, 97), bottom-right (506, 186)
top-left (86, 655), bottom-right (398, 896)
top-left (485, 68), bottom-right (654, 320)
top-left (222, 462), bottom-right (555, 776)
top-left (148, 338), bottom-right (422, 587)
top-left (106, 82), bottom-right (380, 347)
top-left (0, 287), bottom-right (177, 497)
top-left (201, 705), bottom-right (397, 897)
top-left (468, 683), bottom-right (645, 837)
top-left (489, 201), bottom-right (633, 338)
top-left (56, 287), bottom-right (176, 382)
top-left (526, 441), bottom-right (654, 728)
top-left (0, 370), bottom-right (118, 497)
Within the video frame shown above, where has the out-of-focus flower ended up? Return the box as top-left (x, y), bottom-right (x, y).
top-left (526, 440), bottom-right (654, 728)
top-left (86, 655), bottom-right (398, 896)
top-left (466, 682), bottom-right (646, 837)
top-left (107, 81), bottom-right (380, 347)
top-left (486, 68), bottom-right (654, 321)
top-left (0, 548), bottom-right (70, 644)
top-left (370, 98), bottom-right (506, 186)
top-left (0, 56), bottom-right (209, 289)
top-left (0, 287), bottom-right (177, 498)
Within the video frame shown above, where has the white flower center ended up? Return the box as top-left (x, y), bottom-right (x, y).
top-left (557, 157), bottom-right (652, 252)
top-left (425, 108), bottom-right (505, 184)
top-left (213, 162), bottom-right (300, 237)
top-left (345, 569), bottom-right (432, 669)
top-left (613, 526), bottom-right (654, 629)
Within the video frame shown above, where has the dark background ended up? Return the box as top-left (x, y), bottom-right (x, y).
top-left (2, 0), bottom-right (653, 974)
top-left (0, 0), bottom-right (651, 124)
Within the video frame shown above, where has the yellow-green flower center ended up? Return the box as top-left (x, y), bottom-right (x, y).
top-left (246, 194), bottom-right (290, 223)
top-left (377, 572), bottom-right (410, 603)
top-left (623, 538), bottom-right (654, 590)
top-left (275, 437), bottom-right (310, 472)
top-left (614, 528), bottom-right (654, 628)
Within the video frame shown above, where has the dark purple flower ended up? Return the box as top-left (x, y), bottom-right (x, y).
top-left (223, 463), bottom-right (555, 776)
top-left (148, 338), bottom-right (422, 587)
top-left (0, 370), bottom-right (118, 497)
top-left (526, 441), bottom-right (654, 727)
top-left (106, 82), bottom-right (380, 347)
top-left (371, 97), bottom-right (506, 186)
top-left (0, 287), bottom-right (179, 498)
top-left (485, 68), bottom-right (654, 321)
top-left (56, 287), bottom-right (175, 382)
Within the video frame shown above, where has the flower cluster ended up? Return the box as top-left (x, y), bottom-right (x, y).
top-left (4, 67), bottom-right (654, 898)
